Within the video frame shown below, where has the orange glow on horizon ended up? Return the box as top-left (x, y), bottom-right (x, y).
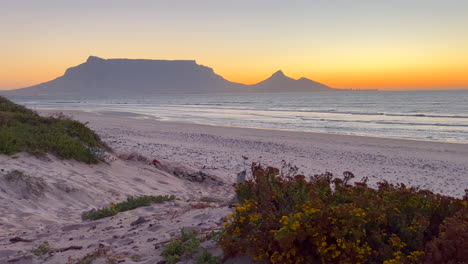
top-left (1, 55), bottom-right (467, 91)
top-left (1, 63), bottom-right (468, 91)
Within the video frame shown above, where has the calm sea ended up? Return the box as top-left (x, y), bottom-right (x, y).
top-left (17, 90), bottom-right (468, 143)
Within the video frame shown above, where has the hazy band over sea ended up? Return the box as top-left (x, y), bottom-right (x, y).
top-left (18, 89), bottom-right (468, 143)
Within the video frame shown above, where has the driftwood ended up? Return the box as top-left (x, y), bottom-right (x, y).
top-left (9, 237), bottom-right (33, 243)
top-left (51, 245), bottom-right (83, 253)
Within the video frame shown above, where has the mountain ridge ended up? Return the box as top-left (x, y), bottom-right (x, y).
top-left (4, 56), bottom-right (336, 96)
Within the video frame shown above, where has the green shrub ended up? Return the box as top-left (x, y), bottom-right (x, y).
top-left (0, 96), bottom-right (109, 163)
top-left (195, 250), bottom-right (221, 264)
top-left (162, 229), bottom-right (203, 264)
top-left (0, 96), bottom-right (35, 115)
top-left (32, 241), bottom-right (51, 256)
top-left (83, 195), bottom-right (176, 220)
top-left (219, 163), bottom-right (467, 264)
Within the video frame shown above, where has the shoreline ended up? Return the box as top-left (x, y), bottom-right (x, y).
top-left (45, 108), bottom-right (468, 146)
top-left (42, 109), bottom-right (468, 198)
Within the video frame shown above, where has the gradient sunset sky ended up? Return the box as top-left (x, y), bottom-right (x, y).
top-left (2, 0), bottom-right (468, 90)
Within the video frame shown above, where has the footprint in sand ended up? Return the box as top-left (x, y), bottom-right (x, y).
top-left (133, 177), bottom-right (146, 183)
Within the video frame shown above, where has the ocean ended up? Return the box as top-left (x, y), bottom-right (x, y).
top-left (17, 89), bottom-right (468, 143)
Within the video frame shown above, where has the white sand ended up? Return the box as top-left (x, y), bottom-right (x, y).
top-left (1, 110), bottom-right (467, 263)
top-left (0, 152), bottom-right (231, 263)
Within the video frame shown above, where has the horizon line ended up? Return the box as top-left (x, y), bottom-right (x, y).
top-left (1, 55), bottom-right (468, 91)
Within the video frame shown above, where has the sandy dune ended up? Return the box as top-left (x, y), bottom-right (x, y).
top-left (0, 152), bottom-right (231, 263)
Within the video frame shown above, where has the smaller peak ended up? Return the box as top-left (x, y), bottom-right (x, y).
top-left (86, 56), bottom-right (106, 63)
top-left (272, 70), bottom-right (285, 77)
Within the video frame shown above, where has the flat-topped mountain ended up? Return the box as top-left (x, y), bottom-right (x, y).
top-left (4, 56), bottom-right (335, 96)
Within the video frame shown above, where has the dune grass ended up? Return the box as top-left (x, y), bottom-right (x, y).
top-left (83, 195), bottom-right (176, 220)
top-left (0, 96), bottom-right (108, 163)
top-left (162, 228), bottom-right (221, 264)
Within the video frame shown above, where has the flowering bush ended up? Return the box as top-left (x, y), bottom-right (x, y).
top-left (219, 163), bottom-right (467, 264)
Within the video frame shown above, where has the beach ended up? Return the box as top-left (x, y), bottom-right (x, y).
top-left (1, 109), bottom-right (467, 263)
top-left (70, 110), bottom-right (467, 197)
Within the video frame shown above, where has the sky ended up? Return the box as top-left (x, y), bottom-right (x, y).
top-left (1, 0), bottom-right (468, 90)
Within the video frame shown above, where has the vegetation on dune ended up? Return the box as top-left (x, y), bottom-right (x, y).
top-left (66, 248), bottom-right (118, 264)
top-left (32, 241), bottom-right (51, 256)
top-left (0, 96), bottom-right (109, 163)
top-left (162, 228), bottom-right (221, 264)
top-left (4, 169), bottom-right (27, 182)
top-left (4, 169), bottom-right (47, 197)
top-left (83, 195), bottom-right (176, 220)
top-left (219, 163), bottom-right (468, 264)
top-left (162, 229), bottom-right (203, 264)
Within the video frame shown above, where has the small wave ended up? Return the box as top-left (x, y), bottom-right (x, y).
top-left (45, 101), bottom-right (83, 104)
top-left (156, 105), bottom-right (468, 119)
top-left (385, 113), bottom-right (468, 119)
top-left (300, 117), bottom-right (468, 128)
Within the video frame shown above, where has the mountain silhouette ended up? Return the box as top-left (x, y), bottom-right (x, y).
top-left (4, 56), bottom-right (335, 96)
top-left (252, 70), bottom-right (331, 92)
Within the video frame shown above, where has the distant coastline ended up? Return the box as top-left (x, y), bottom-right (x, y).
top-left (349, 88), bottom-right (379, 91)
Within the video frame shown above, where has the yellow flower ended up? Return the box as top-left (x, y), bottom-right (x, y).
top-left (290, 221), bottom-right (300, 231)
top-left (293, 212), bottom-right (303, 218)
top-left (280, 216), bottom-right (289, 225)
top-left (407, 251), bottom-right (425, 262)
top-left (249, 214), bottom-right (260, 222)
top-left (303, 205), bottom-right (320, 214)
top-left (235, 207), bottom-right (245, 213)
top-left (233, 227), bottom-right (241, 235)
